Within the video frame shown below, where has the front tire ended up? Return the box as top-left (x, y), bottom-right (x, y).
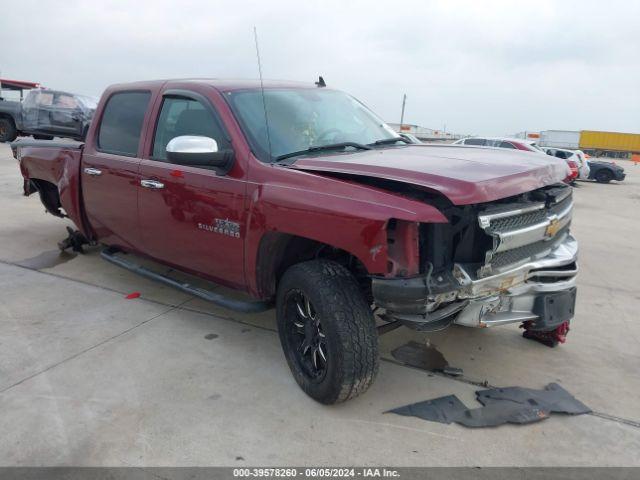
top-left (595, 169), bottom-right (613, 183)
top-left (276, 260), bottom-right (379, 404)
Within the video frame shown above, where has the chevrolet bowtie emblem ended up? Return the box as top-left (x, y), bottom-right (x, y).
top-left (545, 218), bottom-right (561, 238)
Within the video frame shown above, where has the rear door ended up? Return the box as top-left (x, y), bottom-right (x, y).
top-left (82, 90), bottom-right (153, 249)
top-left (22, 90), bottom-right (54, 132)
top-left (137, 89), bottom-right (247, 288)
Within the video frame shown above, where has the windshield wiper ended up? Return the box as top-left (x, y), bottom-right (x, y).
top-left (275, 142), bottom-right (372, 162)
top-left (368, 137), bottom-right (411, 146)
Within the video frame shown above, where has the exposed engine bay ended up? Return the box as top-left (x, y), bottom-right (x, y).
top-left (373, 182), bottom-right (578, 340)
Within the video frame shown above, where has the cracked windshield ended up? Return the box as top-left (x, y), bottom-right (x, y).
top-left (228, 88), bottom-right (399, 161)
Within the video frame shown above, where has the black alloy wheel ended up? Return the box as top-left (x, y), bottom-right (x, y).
top-left (283, 289), bottom-right (328, 381)
top-left (276, 260), bottom-right (379, 404)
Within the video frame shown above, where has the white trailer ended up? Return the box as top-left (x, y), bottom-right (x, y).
top-left (539, 130), bottom-right (580, 149)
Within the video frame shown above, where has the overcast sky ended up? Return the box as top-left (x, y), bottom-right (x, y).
top-left (1, 0), bottom-right (638, 135)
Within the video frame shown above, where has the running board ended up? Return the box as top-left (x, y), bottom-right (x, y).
top-left (101, 248), bottom-right (271, 314)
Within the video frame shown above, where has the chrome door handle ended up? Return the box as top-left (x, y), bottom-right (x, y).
top-left (84, 167), bottom-right (102, 176)
top-left (140, 179), bottom-right (165, 190)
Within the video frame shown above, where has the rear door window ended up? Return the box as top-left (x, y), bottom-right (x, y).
top-left (37, 92), bottom-right (54, 106)
top-left (97, 91), bottom-right (151, 156)
top-left (54, 94), bottom-right (79, 108)
top-left (499, 141), bottom-right (516, 149)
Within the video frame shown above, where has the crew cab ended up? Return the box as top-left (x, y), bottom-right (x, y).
top-left (12, 79), bottom-right (579, 404)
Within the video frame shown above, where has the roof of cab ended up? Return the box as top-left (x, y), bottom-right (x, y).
top-left (105, 78), bottom-right (320, 93)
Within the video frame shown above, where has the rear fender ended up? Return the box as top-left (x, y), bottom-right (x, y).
top-left (17, 142), bottom-right (92, 238)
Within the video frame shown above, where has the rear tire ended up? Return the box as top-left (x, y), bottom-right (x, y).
top-left (276, 260), bottom-right (379, 404)
top-left (0, 118), bottom-right (17, 143)
top-left (595, 169), bottom-right (613, 183)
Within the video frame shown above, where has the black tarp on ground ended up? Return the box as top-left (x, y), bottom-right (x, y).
top-left (387, 383), bottom-right (590, 428)
top-left (476, 382), bottom-right (591, 415)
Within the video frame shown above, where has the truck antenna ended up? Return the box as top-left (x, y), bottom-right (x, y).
top-left (253, 27), bottom-right (273, 160)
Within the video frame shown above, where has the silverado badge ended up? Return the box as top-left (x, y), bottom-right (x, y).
top-left (198, 219), bottom-right (240, 238)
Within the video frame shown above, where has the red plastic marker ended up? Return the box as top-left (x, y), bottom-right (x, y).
top-left (125, 292), bottom-right (141, 299)
top-left (170, 170), bottom-right (184, 178)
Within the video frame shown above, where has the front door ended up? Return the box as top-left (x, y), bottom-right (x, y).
top-left (137, 91), bottom-right (246, 289)
top-left (82, 91), bottom-right (152, 249)
top-left (48, 92), bottom-right (82, 135)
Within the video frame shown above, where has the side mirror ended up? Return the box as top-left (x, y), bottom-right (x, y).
top-left (166, 135), bottom-right (234, 173)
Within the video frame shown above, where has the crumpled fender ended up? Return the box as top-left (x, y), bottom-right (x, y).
top-left (245, 170), bottom-right (447, 283)
top-left (17, 142), bottom-right (91, 237)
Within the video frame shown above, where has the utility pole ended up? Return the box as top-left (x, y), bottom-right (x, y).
top-left (399, 94), bottom-right (407, 128)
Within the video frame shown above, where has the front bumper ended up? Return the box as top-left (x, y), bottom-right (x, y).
top-left (372, 234), bottom-right (578, 331)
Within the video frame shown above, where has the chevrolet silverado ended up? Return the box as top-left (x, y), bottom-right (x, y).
top-left (12, 79), bottom-right (578, 404)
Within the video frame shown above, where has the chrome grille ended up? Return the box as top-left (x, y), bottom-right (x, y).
top-left (490, 227), bottom-right (569, 270)
top-left (487, 195), bottom-right (572, 234)
top-left (549, 195), bottom-right (572, 216)
top-left (477, 188), bottom-right (573, 277)
top-left (488, 209), bottom-right (547, 233)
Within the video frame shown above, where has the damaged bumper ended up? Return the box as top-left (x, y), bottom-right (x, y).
top-left (373, 234), bottom-right (578, 331)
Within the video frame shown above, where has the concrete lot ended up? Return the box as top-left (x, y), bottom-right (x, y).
top-left (1, 142), bottom-right (639, 466)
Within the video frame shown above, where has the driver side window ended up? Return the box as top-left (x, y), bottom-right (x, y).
top-left (152, 96), bottom-right (229, 161)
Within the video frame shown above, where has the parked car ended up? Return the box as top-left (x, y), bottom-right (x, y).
top-left (453, 136), bottom-right (545, 152)
top-left (454, 136), bottom-right (573, 183)
top-left (0, 88), bottom-right (97, 142)
top-left (12, 79), bottom-right (578, 404)
top-left (542, 147), bottom-right (590, 181)
top-left (587, 160), bottom-right (626, 183)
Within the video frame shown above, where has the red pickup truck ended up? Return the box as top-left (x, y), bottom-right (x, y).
top-left (13, 79), bottom-right (578, 404)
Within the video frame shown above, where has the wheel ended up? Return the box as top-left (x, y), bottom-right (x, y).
top-left (595, 169), bottom-right (613, 183)
top-left (33, 134), bottom-right (54, 140)
top-left (276, 259), bottom-right (379, 404)
top-left (0, 118), bottom-right (17, 142)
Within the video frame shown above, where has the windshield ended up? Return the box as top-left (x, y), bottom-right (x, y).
top-left (226, 88), bottom-right (399, 162)
top-left (77, 94), bottom-right (98, 109)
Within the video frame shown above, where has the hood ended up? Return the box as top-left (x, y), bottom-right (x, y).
top-left (288, 144), bottom-right (569, 205)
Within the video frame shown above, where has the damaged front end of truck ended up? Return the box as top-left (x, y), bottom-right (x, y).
top-left (372, 182), bottom-right (578, 345)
